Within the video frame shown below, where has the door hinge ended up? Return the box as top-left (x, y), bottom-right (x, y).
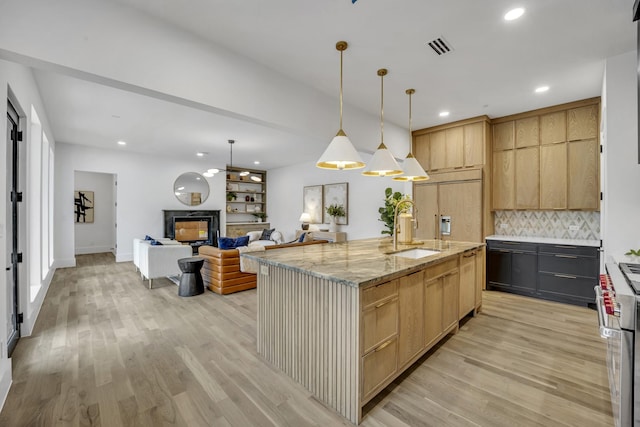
top-left (600, 145), bottom-right (603, 153)
top-left (12, 253), bottom-right (23, 264)
top-left (17, 313), bottom-right (23, 324)
top-left (11, 191), bottom-right (23, 202)
top-left (10, 130), bottom-right (23, 142)
top-left (600, 192), bottom-right (603, 201)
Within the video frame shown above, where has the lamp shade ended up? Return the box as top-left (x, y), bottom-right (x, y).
top-left (316, 131), bottom-right (366, 170)
top-left (299, 212), bottom-right (312, 222)
top-left (393, 153), bottom-right (430, 181)
top-left (362, 143), bottom-right (403, 176)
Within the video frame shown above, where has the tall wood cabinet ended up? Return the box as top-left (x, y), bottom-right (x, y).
top-left (412, 117), bottom-right (492, 243)
top-left (491, 98), bottom-right (600, 211)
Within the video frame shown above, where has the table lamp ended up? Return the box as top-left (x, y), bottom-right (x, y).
top-left (299, 212), bottom-right (311, 230)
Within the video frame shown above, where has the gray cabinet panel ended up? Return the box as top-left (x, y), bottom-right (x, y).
top-left (538, 254), bottom-right (599, 278)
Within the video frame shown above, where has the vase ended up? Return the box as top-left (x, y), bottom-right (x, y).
top-left (329, 216), bottom-right (337, 232)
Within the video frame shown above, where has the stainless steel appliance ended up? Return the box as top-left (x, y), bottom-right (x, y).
top-left (596, 262), bottom-right (640, 426)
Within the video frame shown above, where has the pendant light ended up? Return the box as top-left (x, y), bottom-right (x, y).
top-left (393, 89), bottom-right (429, 181)
top-left (316, 41), bottom-right (365, 170)
top-left (362, 68), bottom-right (403, 177)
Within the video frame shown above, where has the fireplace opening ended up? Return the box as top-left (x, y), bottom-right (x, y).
top-left (173, 216), bottom-right (212, 247)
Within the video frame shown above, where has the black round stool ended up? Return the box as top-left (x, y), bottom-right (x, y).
top-left (177, 257), bottom-right (205, 297)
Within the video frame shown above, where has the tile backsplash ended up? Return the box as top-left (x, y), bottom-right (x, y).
top-left (494, 211), bottom-right (600, 240)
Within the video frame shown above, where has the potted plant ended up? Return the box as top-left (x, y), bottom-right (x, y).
top-left (226, 191), bottom-right (237, 202)
top-left (325, 203), bottom-right (345, 232)
top-left (378, 187), bottom-right (410, 236)
top-left (252, 212), bottom-right (267, 223)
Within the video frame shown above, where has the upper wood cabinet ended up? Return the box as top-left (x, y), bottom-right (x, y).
top-left (540, 111), bottom-right (566, 144)
top-left (463, 122), bottom-right (484, 167)
top-left (568, 105), bottom-right (599, 141)
top-left (429, 130), bottom-right (447, 171)
top-left (414, 134), bottom-right (430, 172)
top-left (515, 117), bottom-right (539, 148)
top-left (491, 97), bottom-right (600, 211)
top-left (445, 127), bottom-right (464, 169)
top-left (493, 121), bottom-right (515, 151)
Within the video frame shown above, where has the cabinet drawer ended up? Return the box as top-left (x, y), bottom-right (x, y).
top-left (362, 280), bottom-right (398, 308)
top-left (538, 254), bottom-right (598, 278)
top-left (362, 298), bottom-right (398, 355)
top-left (538, 272), bottom-right (597, 300)
top-left (362, 337), bottom-right (398, 399)
top-left (538, 243), bottom-right (598, 257)
top-left (487, 240), bottom-right (537, 253)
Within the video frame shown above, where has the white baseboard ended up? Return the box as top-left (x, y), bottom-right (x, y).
top-left (54, 258), bottom-right (76, 269)
top-left (0, 357), bottom-right (12, 413)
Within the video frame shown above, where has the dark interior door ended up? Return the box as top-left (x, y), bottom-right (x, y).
top-left (6, 100), bottom-right (20, 356)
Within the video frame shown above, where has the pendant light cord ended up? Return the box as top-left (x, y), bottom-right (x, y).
top-left (408, 90), bottom-right (412, 154)
top-left (339, 48), bottom-right (344, 130)
top-left (380, 71), bottom-right (384, 145)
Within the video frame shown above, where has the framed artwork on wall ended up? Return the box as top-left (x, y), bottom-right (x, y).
top-left (74, 190), bottom-right (94, 223)
top-left (323, 182), bottom-right (348, 225)
top-left (303, 185), bottom-right (323, 224)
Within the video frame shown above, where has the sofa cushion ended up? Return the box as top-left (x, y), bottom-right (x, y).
top-left (247, 231), bottom-right (262, 242)
top-left (218, 235), bottom-right (250, 249)
top-left (260, 228), bottom-right (275, 240)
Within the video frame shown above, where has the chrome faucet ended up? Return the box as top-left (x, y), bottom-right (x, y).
top-left (393, 199), bottom-right (417, 251)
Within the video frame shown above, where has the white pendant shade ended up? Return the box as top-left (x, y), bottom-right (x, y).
top-left (316, 130), bottom-right (365, 170)
top-left (362, 143), bottom-right (403, 176)
top-left (393, 152), bottom-right (430, 181)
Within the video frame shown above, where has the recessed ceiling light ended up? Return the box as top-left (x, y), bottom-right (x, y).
top-left (254, 161), bottom-right (260, 165)
top-left (535, 85), bottom-right (550, 93)
top-left (504, 7), bottom-right (525, 21)
top-left (117, 140), bottom-right (127, 146)
top-left (196, 152), bottom-right (208, 157)
top-left (203, 171), bottom-right (214, 178)
top-left (439, 111), bottom-right (450, 117)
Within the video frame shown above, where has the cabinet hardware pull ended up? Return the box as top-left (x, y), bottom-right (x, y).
top-left (555, 254), bottom-right (577, 259)
top-left (498, 249), bottom-right (511, 253)
top-left (375, 300), bottom-right (389, 308)
top-left (554, 274), bottom-right (577, 279)
top-left (376, 339), bottom-right (393, 352)
top-left (501, 241), bottom-right (519, 245)
top-left (511, 250), bottom-right (523, 254)
top-left (463, 252), bottom-right (476, 258)
top-left (554, 245), bottom-right (577, 249)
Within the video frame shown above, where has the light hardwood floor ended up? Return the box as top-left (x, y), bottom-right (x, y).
top-left (0, 253), bottom-right (613, 426)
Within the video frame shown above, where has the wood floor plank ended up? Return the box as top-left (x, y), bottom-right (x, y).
top-left (0, 254), bottom-right (613, 426)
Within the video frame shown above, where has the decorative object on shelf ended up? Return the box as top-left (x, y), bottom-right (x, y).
top-left (74, 190), bottom-right (94, 223)
top-left (173, 172), bottom-right (210, 207)
top-left (303, 185), bottom-right (323, 224)
top-left (393, 89), bottom-right (429, 182)
top-left (299, 212), bottom-right (311, 230)
top-left (325, 204), bottom-right (346, 232)
top-left (323, 182), bottom-right (348, 224)
top-left (316, 41), bottom-right (365, 170)
top-left (379, 187), bottom-right (411, 236)
top-left (245, 195), bottom-right (250, 202)
top-left (226, 191), bottom-right (237, 201)
top-left (252, 212), bottom-right (267, 223)
top-left (362, 68), bottom-right (403, 177)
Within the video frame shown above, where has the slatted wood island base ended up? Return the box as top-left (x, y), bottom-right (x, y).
top-left (248, 238), bottom-right (485, 424)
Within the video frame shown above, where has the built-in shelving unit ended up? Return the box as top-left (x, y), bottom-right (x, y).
top-left (226, 166), bottom-right (267, 223)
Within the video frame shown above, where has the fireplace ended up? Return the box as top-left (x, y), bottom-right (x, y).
top-left (163, 210), bottom-right (220, 252)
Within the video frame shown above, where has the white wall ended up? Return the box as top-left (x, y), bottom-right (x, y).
top-left (55, 143), bottom-right (226, 266)
top-left (74, 171), bottom-right (115, 255)
top-left (268, 152), bottom-right (411, 242)
top-left (0, 59), bottom-right (57, 410)
top-left (602, 49), bottom-right (640, 260)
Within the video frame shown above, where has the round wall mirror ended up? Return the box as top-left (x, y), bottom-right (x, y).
top-left (173, 172), bottom-right (210, 206)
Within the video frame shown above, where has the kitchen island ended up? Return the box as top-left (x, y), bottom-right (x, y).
top-left (244, 238), bottom-right (485, 424)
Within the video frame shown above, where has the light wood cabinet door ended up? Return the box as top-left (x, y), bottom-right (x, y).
top-left (515, 116), bottom-right (539, 148)
top-left (540, 111), bottom-right (566, 145)
top-left (463, 122), bottom-right (484, 167)
top-left (445, 127), bottom-right (464, 169)
top-left (568, 139), bottom-right (599, 210)
top-left (439, 181), bottom-right (482, 243)
top-left (414, 183), bottom-right (439, 240)
top-left (424, 277), bottom-right (443, 349)
top-left (492, 150), bottom-right (515, 210)
top-left (414, 134), bottom-right (430, 172)
top-left (429, 130), bottom-right (446, 171)
top-left (362, 280), bottom-right (398, 355)
top-left (476, 247), bottom-right (485, 296)
top-left (362, 337), bottom-right (397, 399)
top-left (493, 121), bottom-right (515, 151)
top-left (398, 271), bottom-right (425, 367)
top-left (515, 147), bottom-right (540, 209)
top-left (442, 271), bottom-right (459, 332)
top-left (458, 252), bottom-right (476, 320)
top-left (568, 105), bottom-right (598, 141)
top-left (540, 143), bottom-right (567, 209)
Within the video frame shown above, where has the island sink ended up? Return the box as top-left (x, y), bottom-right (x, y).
top-left (392, 248), bottom-right (440, 259)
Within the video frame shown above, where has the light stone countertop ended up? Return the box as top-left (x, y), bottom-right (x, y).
top-left (243, 237), bottom-right (484, 288)
top-left (485, 235), bottom-right (600, 247)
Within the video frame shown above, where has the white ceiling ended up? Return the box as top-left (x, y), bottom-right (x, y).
top-left (29, 0), bottom-right (636, 170)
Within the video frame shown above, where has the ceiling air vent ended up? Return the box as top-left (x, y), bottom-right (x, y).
top-left (426, 37), bottom-right (453, 56)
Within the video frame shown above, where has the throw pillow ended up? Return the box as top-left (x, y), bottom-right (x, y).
top-left (150, 239), bottom-right (163, 246)
top-left (247, 231), bottom-right (262, 242)
top-left (260, 228), bottom-right (275, 241)
top-left (236, 235), bottom-right (250, 247)
top-left (297, 232), bottom-right (306, 243)
top-left (303, 232), bottom-right (314, 242)
top-left (218, 236), bottom-right (250, 249)
top-left (144, 235), bottom-right (154, 241)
